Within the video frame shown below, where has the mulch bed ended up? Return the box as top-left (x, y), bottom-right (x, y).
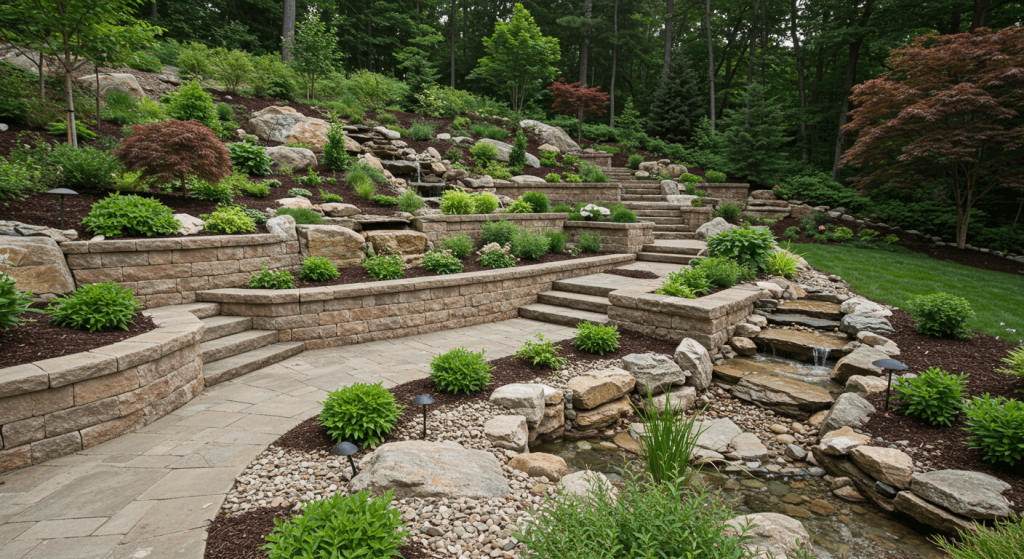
top-left (0, 303), bottom-right (157, 369)
top-left (603, 268), bottom-right (659, 280)
top-left (862, 309), bottom-right (1023, 512)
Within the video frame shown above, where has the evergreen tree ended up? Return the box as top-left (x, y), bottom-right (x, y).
top-left (615, 98), bottom-right (645, 155)
top-left (717, 83), bottom-right (791, 185)
top-left (646, 55), bottom-right (705, 144)
top-left (394, 24), bottom-right (443, 102)
top-left (509, 130), bottom-right (527, 174)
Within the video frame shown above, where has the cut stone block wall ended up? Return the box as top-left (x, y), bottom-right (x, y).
top-left (412, 213), bottom-right (568, 248)
top-left (0, 307), bottom-right (206, 474)
top-left (607, 285), bottom-right (761, 349)
top-left (699, 183), bottom-right (750, 203)
top-left (577, 152), bottom-right (613, 168)
top-left (198, 254), bottom-right (635, 351)
top-left (679, 207), bottom-right (714, 231)
top-left (563, 222), bottom-right (654, 254)
top-left (492, 183), bottom-right (621, 205)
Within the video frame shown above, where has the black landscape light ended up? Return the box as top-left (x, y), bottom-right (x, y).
top-left (413, 394), bottom-right (436, 440)
top-left (872, 358), bottom-right (909, 412)
top-left (331, 441), bottom-right (359, 477)
top-left (46, 188), bottom-right (78, 230)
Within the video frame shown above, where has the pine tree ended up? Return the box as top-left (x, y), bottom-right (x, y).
top-left (509, 130), bottom-right (527, 174)
top-left (646, 55), bottom-right (705, 144)
top-left (717, 83), bottom-right (791, 185)
top-left (615, 98), bottom-right (645, 155)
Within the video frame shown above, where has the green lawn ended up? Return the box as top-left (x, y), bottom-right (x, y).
top-left (794, 244), bottom-right (1023, 341)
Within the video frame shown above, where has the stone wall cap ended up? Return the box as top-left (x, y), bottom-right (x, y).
top-left (609, 284), bottom-right (760, 319)
top-left (412, 213), bottom-right (569, 224)
top-left (563, 221), bottom-right (654, 230)
top-left (0, 363), bottom-right (49, 398)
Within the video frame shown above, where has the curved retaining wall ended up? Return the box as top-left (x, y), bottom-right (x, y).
top-left (0, 308), bottom-right (206, 474)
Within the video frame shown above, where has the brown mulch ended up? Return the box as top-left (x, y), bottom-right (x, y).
top-left (0, 303), bottom-right (157, 369)
top-left (603, 268), bottom-right (659, 280)
top-left (862, 309), bottom-right (1023, 512)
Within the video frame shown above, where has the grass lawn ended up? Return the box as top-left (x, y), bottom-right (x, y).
top-left (794, 244), bottom-right (1023, 341)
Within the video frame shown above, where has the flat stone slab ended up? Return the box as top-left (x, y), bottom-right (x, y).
top-left (713, 356), bottom-right (830, 389)
top-left (755, 328), bottom-right (849, 360)
top-left (731, 373), bottom-right (833, 420)
top-left (693, 418), bottom-right (742, 453)
top-left (910, 470), bottom-right (1012, 520)
top-left (351, 440), bottom-right (510, 500)
top-left (766, 313), bottom-right (841, 330)
top-left (777, 300), bottom-right (843, 320)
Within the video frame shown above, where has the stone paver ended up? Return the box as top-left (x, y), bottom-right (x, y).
top-left (0, 318), bottom-right (574, 558)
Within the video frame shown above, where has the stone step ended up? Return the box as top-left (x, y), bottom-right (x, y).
top-left (654, 232), bottom-right (698, 240)
top-left (641, 242), bottom-right (704, 255)
top-left (538, 290), bottom-right (611, 314)
top-left (200, 329), bottom-right (279, 364)
top-left (640, 216), bottom-right (689, 224)
top-left (621, 202), bottom-right (675, 209)
top-left (776, 300), bottom-right (843, 321)
top-left (765, 313), bottom-right (842, 330)
top-left (637, 252), bottom-right (698, 265)
top-left (518, 303), bottom-right (609, 327)
top-left (621, 195), bottom-right (667, 202)
top-left (200, 315), bottom-right (254, 343)
top-left (634, 210), bottom-right (682, 217)
top-left (202, 342), bottom-right (306, 386)
top-left (147, 302), bottom-right (221, 320)
top-left (551, 274), bottom-right (625, 297)
top-left (652, 224), bottom-right (695, 232)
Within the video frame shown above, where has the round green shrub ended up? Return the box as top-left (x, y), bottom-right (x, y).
top-left (706, 226), bottom-right (777, 273)
top-left (469, 142), bottom-right (499, 166)
top-left (398, 189), bottom-right (424, 213)
top-left (909, 292), bottom-right (975, 339)
top-left (481, 220), bottom-right (520, 246)
top-left (580, 233), bottom-right (602, 253)
top-left (45, 144), bottom-right (121, 189)
top-left (628, 154), bottom-right (643, 169)
top-left (423, 251), bottom-right (463, 275)
top-left (964, 395), bottom-right (1024, 467)
top-left (48, 282), bottom-right (143, 332)
top-left (201, 205), bottom-right (256, 234)
top-left (0, 272), bottom-right (35, 331)
top-left (440, 190), bottom-right (475, 215)
top-left (81, 194), bottom-right (181, 237)
top-left (894, 367), bottom-right (968, 427)
top-left (300, 257), bottom-right (340, 282)
top-left (691, 257), bottom-right (746, 288)
top-left (440, 233), bottom-right (474, 259)
top-left (362, 253), bottom-right (404, 281)
top-left (704, 170), bottom-right (727, 183)
top-left (227, 142), bottom-right (272, 176)
top-left (477, 244), bottom-right (516, 268)
top-left (544, 231), bottom-right (567, 253)
top-left (288, 187), bottom-right (313, 197)
top-left (713, 201), bottom-right (743, 222)
top-left (166, 81), bottom-right (218, 130)
top-left (318, 382), bottom-right (405, 446)
top-left (504, 198), bottom-right (534, 214)
top-left (574, 322), bottom-right (620, 355)
top-left (511, 230), bottom-right (550, 260)
top-left (544, 173), bottom-right (562, 183)
top-left (521, 191), bottom-right (550, 213)
top-left (474, 192), bottom-right (499, 214)
top-left (430, 347), bottom-right (492, 394)
top-left (610, 204), bottom-right (637, 223)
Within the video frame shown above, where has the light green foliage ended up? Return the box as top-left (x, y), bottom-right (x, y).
top-left (176, 42), bottom-right (214, 78)
top-left (691, 198), bottom-right (704, 207)
top-left (430, 347), bottom-right (492, 394)
top-left (935, 513), bottom-right (1024, 559)
top-left (610, 204), bottom-right (637, 223)
top-left (322, 121), bottom-right (352, 171)
top-left (0, 272), bottom-right (35, 331)
top-left (289, 12), bottom-right (340, 99)
top-left (263, 490), bottom-right (409, 559)
top-left (319, 190), bottom-right (342, 203)
top-left (894, 367), bottom-right (968, 427)
top-left (883, 234), bottom-right (900, 244)
top-left (0, 158), bottom-right (40, 200)
top-left (102, 91), bottom-right (166, 125)
top-left (717, 83), bottom-right (791, 185)
top-left (706, 227), bottom-right (777, 273)
top-left (477, 243), bottom-right (517, 268)
top-left (275, 207), bottom-right (324, 225)
top-left (565, 173), bottom-right (582, 181)
top-left (481, 220), bottom-right (520, 246)
top-left (705, 170), bottom-right (727, 183)
top-left (227, 142), bottom-right (272, 176)
top-left (964, 395), bottom-right (1024, 466)
top-left (440, 190), bottom-right (476, 215)
top-left (352, 161), bottom-right (389, 185)
top-left (654, 281), bottom-right (697, 299)
top-left (574, 322), bottom-right (619, 355)
top-left (521, 191), bottom-right (550, 213)
top-left (714, 201), bottom-right (743, 221)
top-left (349, 170), bottom-right (376, 200)
top-left (444, 147), bottom-right (463, 162)
top-left (296, 169), bottom-right (323, 188)
top-left (511, 230), bottom-right (550, 260)
top-left (318, 383), bottom-right (404, 447)
top-left (503, 198), bottom-right (533, 214)
top-left (628, 154), bottom-right (643, 169)
top-left (578, 161), bottom-right (609, 183)
top-left (579, 233), bottom-right (601, 253)
top-left (539, 150), bottom-right (558, 166)
top-left (909, 293), bottom-right (975, 339)
top-left (470, 192), bottom-right (497, 214)
top-left (469, 142), bottom-right (499, 166)
top-left (516, 334), bottom-right (568, 370)
top-left (201, 205), bottom-right (256, 234)
top-left (376, 112), bottom-right (398, 125)
top-left (361, 253), bottom-right (405, 281)
top-left (440, 233), bottom-right (474, 259)
top-left (247, 263), bottom-right (294, 289)
top-left (251, 54), bottom-right (296, 100)
top-left (691, 257), bottom-right (747, 287)
top-left (764, 250), bottom-right (800, 279)
top-left (679, 173), bottom-right (701, 184)
top-left (343, 70), bottom-right (410, 111)
top-left (562, 154), bottom-right (579, 166)
top-left (288, 187), bottom-right (313, 198)
top-left (658, 268), bottom-right (712, 298)
top-left (46, 144), bottom-right (120, 188)
top-left (509, 130), bottom-right (527, 174)
top-left (48, 282), bottom-right (142, 332)
top-left (832, 226), bottom-right (855, 242)
top-left (423, 251), bottom-right (463, 275)
top-left (373, 194), bottom-right (398, 206)
top-left (637, 391), bottom-right (705, 484)
top-left (299, 257), bottom-right (339, 282)
top-left (416, 84), bottom-right (477, 118)
top-left (166, 81), bottom-right (219, 130)
top-left (543, 231), bottom-right (566, 253)
top-left (82, 194), bottom-right (180, 237)
top-left (409, 120), bottom-right (437, 141)
top-left (398, 189), bottom-right (424, 213)
top-left (544, 173), bottom-right (562, 183)
top-left (481, 161), bottom-right (513, 180)
top-left (186, 177), bottom-right (233, 204)
top-left (997, 347), bottom-right (1024, 383)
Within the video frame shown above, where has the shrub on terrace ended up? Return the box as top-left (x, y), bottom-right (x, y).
top-left (48, 282), bottom-right (143, 332)
top-left (319, 382), bottom-right (404, 447)
top-left (117, 120), bottom-right (231, 192)
top-left (909, 293), bottom-right (975, 339)
top-left (81, 194), bottom-right (181, 237)
top-left (430, 347), bottom-right (492, 394)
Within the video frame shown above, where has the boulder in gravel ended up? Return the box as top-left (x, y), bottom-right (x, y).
top-left (819, 436), bottom-right (865, 456)
top-left (911, 470), bottom-right (1012, 520)
top-left (509, 453), bottom-right (569, 481)
top-left (725, 513), bottom-right (811, 559)
top-left (840, 313), bottom-right (895, 338)
top-left (830, 345), bottom-right (890, 383)
top-left (484, 415), bottom-right (529, 453)
top-left (519, 120), bottom-right (581, 153)
top-left (851, 446), bottom-right (914, 489)
top-left (643, 386), bottom-right (696, 414)
top-left (573, 397), bottom-right (632, 430)
top-left (695, 217), bottom-right (737, 241)
top-left (350, 440), bottom-right (510, 499)
top-left (490, 384), bottom-right (545, 427)
top-left (693, 418), bottom-right (742, 453)
top-left (567, 368), bottom-right (636, 410)
top-left (675, 338), bottom-right (713, 390)
top-left (820, 393), bottom-right (875, 435)
top-left (620, 353), bottom-right (688, 396)
top-left (265, 146), bottom-right (317, 171)
top-left (559, 470), bottom-right (614, 500)
top-left (845, 375), bottom-right (888, 398)
top-left (726, 432), bottom-right (769, 462)
top-left (731, 374), bottom-right (833, 420)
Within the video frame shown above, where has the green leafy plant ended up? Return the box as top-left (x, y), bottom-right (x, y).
top-left (832, 226), bottom-right (855, 242)
top-left (318, 382), bottom-right (404, 447)
top-left (470, 141), bottom-right (499, 166)
top-left (47, 119), bottom-right (97, 142)
top-left (563, 154), bottom-right (580, 166)
top-left (0, 272), bottom-right (35, 331)
top-left (521, 191), bottom-right (550, 213)
top-left (373, 195), bottom-right (398, 206)
top-left (539, 150), bottom-right (558, 166)
top-left (430, 347), bottom-right (492, 394)
top-left (477, 242), bottom-right (517, 268)
top-left (659, 268), bottom-right (712, 297)
top-left (783, 226), bottom-right (801, 242)
top-left (690, 198), bottom-right (704, 207)
top-left (679, 173), bottom-right (701, 184)
top-left (215, 102), bottom-right (234, 121)
top-left (46, 144), bottom-right (120, 188)
top-left (705, 169), bottom-right (727, 183)
top-left (409, 119), bottom-right (436, 141)
top-left (909, 292), bottom-right (975, 339)
top-left (481, 220), bottom-right (521, 246)
top-left (713, 201), bottom-right (743, 222)
top-left (247, 263), bottom-right (295, 289)
top-left (544, 173), bottom-right (562, 183)
top-left (0, 158), bottom-right (41, 200)
top-left (935, 513), bottom-right (1024, 559)
top-left (362, 253), bottom-right (405, 281)
top-left (883, 234), bottom-right (900, 244)
top-left (544, 231), bottom-right (567, 253)
top-left (691, 256), bottom-right (747, 287)
top-left (655, 281), bottom-right (697, 298)
top-left (422, 250), bottom-right (463, 275)
top-left (398, 189), bottom-right (424, 213)
top-left (201, 205), bottom-right (257, 234)
top-left (438, 233), bottom-right (474, 260)
top-left (47, 282), bottom-right (143, 332)
top-left (296, 170), bottom-right (323, 188)
top-left (563, 173), bottom-right (582, 183)
top-left (263, 490), bottom-right (409, 559)
top-left (504, 198), bottom-right (534, 213)
top-left (551, 203), bottom-right (572, 213)
top-left (322, 121), bottom-right (353, 171)
top-left (186, 177), bottom-right (233, 204)
top-left (275, 207), bottom-right (325, 225)
top-left (511, 230), bottom-right (550, 260)
top-left (574, 322), bottom-right (620, 355)
top-left (964, 395), bottom-right (1024, 467)
top-left (764, 250), bottom-right (800, 279)
top-left (263, 179), bottom-right (283, 188)
top-left (706, 226), bottom-right (776, 273)
top-left (444, 147), bottom-right (463, 162)
top-left (579, 233), bottom-right (601, 253)
top-left (610, 204), bottom-right (637, 223)
top-left (515, 334), bottom-right (568, 370)
top-left (578, 161), bottom-right (609, 183)
top-left (319, 190), bottom-right (343, 203)
top-left (241, 181), bottom-right (270, 198)
top-left (350, 172), bottom-right (376, 199)
top-left (300, 257), bottom-right (339, 282)
top-left (165, 81), bottom-right (219, 130)
top-left (470, 123), bottom-right (510, 140)
top-left (236, 205), bottom-right (269, 224)
top-left (894, 367), bottom-right (968, 427)
top-left (289, 187), bottom-right (314, 198)
top-left (440, 189), bottom-right (476, 215)
top-left (377, 112), bottom-right (398, 125)
top-left (473, 192), bottom-right (499, 214)
top-left (997, 347), bottom-right (1024, 385)
top-left (628, 154), bottom-right (643, 169)
top-left (81, 194), bottom-right (181, 237)
top-left (509, 129), bottom-right (528, 173)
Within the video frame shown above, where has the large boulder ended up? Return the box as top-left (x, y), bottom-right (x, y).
top-left (829, 345), bottom-right (890, 383)
top-left (350, 441), bottom-right (510, 499)
top-left (276, 197), bottom-right (314, 210)
top-left (76, 73), bottom-right (145, 98)
top-left (695, 217), bottom-right (737, 241)
top-left (490, 384), bottom-right (545, 427)
top-left (519, 120), bottom-right (581, 153)
top-left (509, 453), bottom-right (568, 481)
top-left (730, 374), bottom-right (834, 420)
top-left (840, 313), bottom-right (895, 337)
top-left (841, 297), bottom-right (892, 317)
top-left (851, 446), bottom-right (914, 489)
top-left (567, 368), bottom-right (636, 410)
top-left (820, 393), bottom-right (875, 435)
top-left (484, 415), bottom-right (529, 453)
top-left (693, 418), bottom-right (742, 453)
top-left (558, 470), bottom-right (614, 499)
top-left (318, 203), bottom-right (360, 218)
top-left (249, 106), bottom-right (332, 152)
top-left (265, 215), bottom-right (297, 241)
top-left (893, 492), bottom-right (979, 536)
top-left (675, 338), bottom-right (713, 390)
top-left (476, 139), bottom-right (540, 168)
top-left (644, 386), bottom-right (696, 414)
top-left (844, 375), bottom-right (888, 398)
top-left (620, 353), bottom-right (688, 396)
top-left (725, 513), bottom-right (811, 559)
top-left (573, 397), bottom-right (632, 430)
top-left (537, 403), bottom-right (565, 435)
top-left (910, 470), bottom-right (1012, 520)
top-left (264, 146), bottom-right (317, 171)
top-left (364, 230), bottom-right (428, 266)
top-left (0, 237), bottom-right (75, 295)
top-left (286, 119), bottom-right (331, 152)
top-left (295, 225), bottom-right (365, 268)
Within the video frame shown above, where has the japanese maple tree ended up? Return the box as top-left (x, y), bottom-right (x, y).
top-left (839, 26), bottom-right (1024, 249)
top-left (116, 120), bottom-right (232, 192)
top-left (548, 78), bottom-right (610, 144)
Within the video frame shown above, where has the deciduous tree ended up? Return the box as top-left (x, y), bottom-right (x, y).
top-left (290, 11), bottom-right (339, 100)
top-left (548, 78), bottom-right (610, 143)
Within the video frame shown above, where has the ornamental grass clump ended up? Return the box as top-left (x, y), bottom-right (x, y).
top-left (636, 389), bottom-right (706, 485)
top-left (997, 347), bottom-right (1024, 385)
top-left (574, 322), bottom-right (620, 355)
top-left (318, 382), bottom-right (404, 447)
top-left (48, 282), bottom-right (143, 332)
top-left (764, 250), bottom-right (800, 279)
top-left (398, 189), bottom-right (424, 213)
top-left (894, 367), bottom-right (968, 427)
top-left (515, 334), bottom-right (567, 370)
top-left (430, 347), bottom-right (492, 394)
top-left (909, 292), bottom-right (975, 339)
top-left (275, 207), bottom-right (324, 225)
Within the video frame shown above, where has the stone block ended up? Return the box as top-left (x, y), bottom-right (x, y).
top-left (567, 367), bottom-right (636, 409)
top-left (573, 397), bottom-right (632, 430)
top-left (31, 431), bottom-right (82, 463)
top-left (36, 352), bottom-right (118, 388)
top-left (296, 225), bottom-right (364, 267)
top-left (1, 416), bottom-right (46, 447)
top-left (0, 236), bottom-right (76, 294)
top-left (44, 396), bottom-right (120, 437)
top-left (0, 364), bottom-right (49, 399)
top-left (74, 369), bottom-right (141, 405)
top-left (81, 410), bottom-right (146, 448)
top-left (484, 415), bottom-right (529, 453)
top-left (0, 445), bottom-right (32, 473)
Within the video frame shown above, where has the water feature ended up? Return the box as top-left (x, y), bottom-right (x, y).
top-left (715, 353), bottom-right (844, 395)
top-left (813, 347), bottom-right (831, 368)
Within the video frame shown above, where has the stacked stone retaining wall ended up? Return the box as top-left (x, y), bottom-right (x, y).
top-left (563, 222), bottom-right (654, 254)
top-left (700, 183), bottom-right (750, 203)
top-left (411, 213), bottom-right (568, 248)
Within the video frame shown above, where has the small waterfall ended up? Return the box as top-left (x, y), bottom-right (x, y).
top-left (812, 347), bottom-right (830, 367)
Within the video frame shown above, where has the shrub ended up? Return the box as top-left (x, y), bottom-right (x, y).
top-left (165, 81), bottom-right (218, 130)
top-left (883, 234), bottom-right (900, 244)
top-left (936, 515), bottom-right (1024, 559)
top-left (477, 242), bottom-right (517, 268)
top-left (511, 230), bottom-right (550, 260)
top-left (275, 207), bottom-right (324, 225)
top-left (349, 172), bottom-right (376, 200)
top-left (574, 322), bottom-right (620, 355)
top-left (483, 160), bottom-right (515, 179)
top-left (997, 347), bottom-right (1024, 383)
top-left (0, 272), bottom-right (35, 331)
top-left (705, 169), bottom-right (727, 183)
top-left (909, 293), bottom-right (975, 339)
top-left (299, 257), bottom-right (339, 282)
top-left (319, 190), bottom-right (342, 203)
top-left (539, 150), bottom-right (558, 166)
top-left (521, 191), bottom-right (550, 214)
top-left (373, 195), bottom-right (398, 206)
top-left (451, 116), bottom-right (471, 130)
top-left (48, 282), bottom-right (143, 332)
top-left (504, 198), bottom-right (534, 214)
top-left (564, 173), bottom-right (582, 183)
top-left (47, 119), bottom-right (97, 142)
top-left (81, 194), bottom-right (181, 237)
top-left (894, 367), bottom-right (968, 427)
top-left (544, 231), bottom-right (567, 253)
top-left (679, 173), bottom-right (701, 184)
top-left (416, 84), bottom-right (476, 118)
top-left (580, 233), bottom-right (601, 253)
top-left (628, 154), bottom-right (643, 169)
top-left (551, 203), bottom-right (571, 213)
top-left (224, 141), bottom-right (271, 176)
top-left (764, 250), bottom-right (800, 279)
top-left (186, 178), bottom-right (233, 204)
top-left (577, 203), bottom-right (610, 221)
top-left (263, 490), bottom-right (409, 559)
top-left (578, 161), bottom-right (609, 183)
top-left (117, 120), bottom-right (231, 192)
top-left (706, 227), bottom-right (776, 273)
top-left (481, 220), bottom-right (520, 246)
top-left (102, 91), bottom-right (167, 125)
top-left (322, 121), bottom-right (352, 171)
top-left (563, 154), bottom-right (580, 166)
top-left (201, 205), bottom-right (257, 234)
top-left (263, 179), bottom-right (283, 188)
top-left (397, 189), bottom-right (424, 213)
top-left (610, 204), bottom-right (637, 223)
top-left (663, 268), bottom-right (713, 296)
top-left (238, 205), bottom-right (269, 224)
top-left (654, 281), bottom-right (697, 298)
top-left (964, 395), bottom-right (1024, 467)
top-left (783, 226), bottom-right (800, 242)
top-left (474, 192), bottom-right (499, 214)
top-left (544, 173), bottom-right (562, 183)
top-left (423, 250), bottom-right (463, 275)
top-left (509, 130), bottom-right (527, 173)
top-left (247, 263), bottom-right (295, 289)
top-left (812, 210), bottom-right (832, 226)
top-left (440, 190), bottom-right (476, 215)
top-left (691, 257), bottom-right (746, 287)
top-left (377, 112), bottom-right (398, 125)
top-left (215, 103), bottom-right (234, 121)
top-left (318, 382), bottom-right (404, 447)
top-left (444, 147), bottom-right (463, 162)
top-left (470, 142), bottom-right (499, 166)
top-left (516, 334), bottom-right (568, 370)
top-left (470, 123), bottom-right (509, 140)
top-left (409, 120), bottom-right (436, 141)
top-left (714, 201), bottom-right (743, 222)
top-left (832, 226), bottom-right (855, 242)
top-left (362, 253), bottom-right (404, 281)
top-left (0, 158), bottom-right (40, 201)
top-left (438, 231), bottom-right (473, 258)
top-left (45, 144), bottom-right (120, 189)
top-left (296, 169), bottom-right (323, 188)
top-left (239, 180), bottom-right (269, 198)
top-left (430, 347), bottom-right (492, 394)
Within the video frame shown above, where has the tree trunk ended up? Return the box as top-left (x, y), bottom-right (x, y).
top-left (789, 0), bottom-right (806, 158)
top-left (705, 0), bottom-right (715, 130)
top-left (95, 65), bottom-right (101, 132)
top-left (151, 1), bottom-right (157, 19)
top-left (831, 0), bottom-right (874, 179)
top-left (969, 0), bottom-right (989, 31)
top-left (38, 53), bottom-right (46, 99)
top-left (746, 1), bottom-right (758, 86)
top-left (581, 0), bottom-right (592, 86)
top-left (663, 0), bottom-right (674, 77)
top-left (609, 0), bottom-right (618, 126)
top-left (281, 0), bottom-right (295, 60)
top-left (64, 50), bottom-right (77, 148)
top-left (450, 0), bottom-right (456, 87)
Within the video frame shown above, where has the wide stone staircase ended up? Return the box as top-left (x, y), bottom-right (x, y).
top-left (604, 167), bottom-right (697, 241)
top-left (166, 303), bottom-right (305, 386)
top-left (519, 267), bottom-right (665, 328)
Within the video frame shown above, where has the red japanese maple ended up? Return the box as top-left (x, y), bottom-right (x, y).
top-left (548, 78), bottom-right (611, 143)
top-left (839, 27), bottom-right (1024, 248)
top-left (116, 120), bottom-right (232, 192)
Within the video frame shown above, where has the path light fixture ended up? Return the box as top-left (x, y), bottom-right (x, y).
top-left (46, 188), bottom-right (78, 230)
top-left (872, 358), bottom-right (909, 412)
top-left (331, 441), bottom-right (359, 478)
top-left (413, 394), bottom-right (435, 440)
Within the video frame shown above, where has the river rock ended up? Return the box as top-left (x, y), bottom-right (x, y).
top-left (296, 225), bottom-right (365, 268)
top-left (509, 453), bottom-right (568, 481)
top-left (725, 513), bottom-right (811, 559)
top-left (731, 374), bottom-right (834, 420)
top-left (573, 397), bottom-right (632, 430)
top-left (519, 120), bottom-right (581, 153)
top-left (644, 386), bottom-right (697, 413)
top-left (730, 337), bottom-right (757, 356)
top-left (484, 415), bottom-right (529, 453)
top-left (734, 322), bottom-right (761, 338)
top-left (489, 384), bottom-right (545, 427)
top-left (840, 313), bottom-right (895, 337)
top-left (845, 375), bottom-right (888, 398)
top-left (820, 393), bottom-right (875, 435)
top-left (567, 368), bottom-right (635, 410)
top-left (726, 432), bottom-right (769, 462)
top-left (830, 345), bottom-right (890, 383)
top-left (620, 353), bottom-right (688, 396)
top-left (364, 230), bottom-right (428, 266)
top-left (893, 492), bottom-right (978, 535)
top-left (265, 146), bottom-right (317, 170)
top-left (319, 203), bottom-right (360, 217)
top-left (754, 329), bottom-right (849, 361)
top-left (675, 338), bottom-right (713, 390)
top-left (910, 470), bottom-right (1012, 520)
top-left (756, 281), bottom-right (784, 299)
top-left (173, 213), bottom-right (205, 235)
top-left (695, 217), bottom-right (737, 241)
top-left (693, 418), bottom-right (742, 453)
top-left (350, 440), bottom-right (510, 499)
top-left (476, 139), bottom-right (540, 168)
top-left (0, 237), bottom-right (75, 295)
top-left (851, 446), bottom-right (914, 489)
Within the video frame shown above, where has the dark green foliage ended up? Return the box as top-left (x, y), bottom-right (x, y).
top-left (430, 347), bottom-right (492, 394)
top-left (201, 205), bottom-right (257, 233)
top-left (0, 62), bottom-right (32, 122)
top-left (444, 147), bottom-right (463, 162)
top-left (0, 158), bottom-right (40, 200)
top-left (691, 257), bottom-right (746, 288)
top-left (704, 170), bottom-right (727, 183)
top-left (322, 121), bottom-right (353, 171)
top-left (362, 253), bottom-right (405, 281)
top-left (300, 257), bottom-right (340, 282)
top-left (423, 251), bottom-right (463, 274)
top-left (520, 191), bottom-right (550, 213)
top-left (509, 129), bottom-right (527, 174)
top-left (717, 83), bottom-right (791, 185)
top-left (551, 204), bottom-right (572, 213)
top-left (706, 227), bottom-right (776, 273)
top-left (227, 142), bottom-right (272, 176)
top-left (166, 81), bottom-right (219, 130)
top-left (440, 233), bottom-right (474, 259)
top-left (187, 178), bottom-right (233, 204)
top-left (48, 282), bottom-right (142, 332)
top-left (628, 154), bottom-right (643, 169)
top-left (714, 201), bottom-right (743, 222)
top-left (275, 207), bottom-right (324, 225)
top-left (784, 226), bottom-right (801, 242)
top-left (0, 272), bottom-right (35, 331)
top-left (964, 395), bottom-right (1024, 467)
top-left (215, 102), bottom-right (234, 121)
top-left (247, 263), bottom-right (295, 289)
top-left (46, 144), bottom-right (120, 188)
top-left (574, 322), bottom-right (620, 355)
top-left (909, 293), bottom-right (975, 339)
top-left (579, 233), bottom-right (601, 253)
top-left (543, 231), bottom-right (566, 253)
top-left (646, 55), bottom-right (705, 144)
top-left (515, 334), bottom-right (568, 370)
top-left (610, 204), bottom-right (637, 223)
top-left (318, 382), bottom-right (404, 447)
top-left (470, 123), bottom-right (509, 140)
top-left (511, 230), bottom-right (550, 260)
top-left (578, 161), bottom-right (609, 183)
top-left (81, 194), bottom-right (181, 237)
top-left (894, 367), bottom-right (968, 427)
top-left (263, 491), bottom-right (409, 559)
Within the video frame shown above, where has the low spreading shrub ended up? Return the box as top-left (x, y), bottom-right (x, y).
top-left (503, 198), bottom-right (534, 214)
top-left (574, 322), bottom-right (620, 355)
top-left (654, 281), bottom-right (697, 299)
top-left (373, 195), bottom-right (398, 206)
top-left (704, 169), bottom-right (727, 183)
top-left (444, 147), bottom-right (463, 162)
top-left (909, 293), bottom-right (975, 339)
top-left (201, 205), bottom-right (256, 234)
top-left (0, 272), bottom-right (35, 331)
top-left (299, 257), bottom-right (339, 282)
top-left (319, 190), bottom-right (343, 203)
top-left (474, 192), bottom-right (499, 214)
top-left (544, 173), bottom-right (562, 183)
top-left (469, 142), bottom-right (499, 166)
top-left (117, 119), bottom-right (231, 192)
top-left (610, 204), bottom-right (637, 223)
top-left (318, 382), bottom-right (404, 447)
top-left (764, 250), bottom-right (800, 279)
top-left (706, 226), bottom-right (776, 273)
top-left (430, 347), bottom-right (492, 394)
top-left (440, 233), bottom-right (474, 259)
top-left (894, 367), bottom-right (968, 427)
top-left (628, 154), bottom-right (643, 169)
top-left (247, 263), bottom-right (295, 289)
top-left (470, 123), bottom-right (509, 140)
top-left (45, 144), bottom-right (120, 189)
top-left (81, 194), bottom-right (181, 237)
top-left (563, 174), bottom-right (582, 183)
top-left (539, 150), bottom-right (558, 166)
top-left (0, 158), bottom-right (41, 200)
top-left (422, 250), bottom-right (463, 275)
top-left (296, 170), bottom-right (323, 188)
top-left (187, 178), bottom-right (233, 204)
top-left (477, 242), bottom-right (516, 268)
top-left (579, 233), bottom-right (601, 253)
top-left (544, 231), bottom-right (566, 253)
top-left (240, 180), bottom-right (270, 198)
top-left (679, 173), bottom-right (701, 184)
top-left (832, 226), bottom-right (855, 242)
top-left (563, 155), bottom-right (580, 166)
top-left (521, 191), bottom-right (550, 214)
top-left (578, 161), bottom-right (609, 183)
top-left (511, 230), bottom-right (550, 260)
top-left (275, 207), bottom-right (324, 225)
top-left (47, 282), bottom-right (143, 332)
top-left (515, 334), bottom-right (568, 370)
top-left (440, 190), bottom-right (475, 215)
top-left (362, 253), bottom-right (404, 281)
top-left (398, 189), bottom-right (424, 213)
top-left (964, 395), bottom-right (1024, 467)
top-left (783, 226), bottom-right (800, 242)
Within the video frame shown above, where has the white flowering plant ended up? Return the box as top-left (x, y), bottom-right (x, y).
top-left (577, 203), bottom-right (611, 222)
